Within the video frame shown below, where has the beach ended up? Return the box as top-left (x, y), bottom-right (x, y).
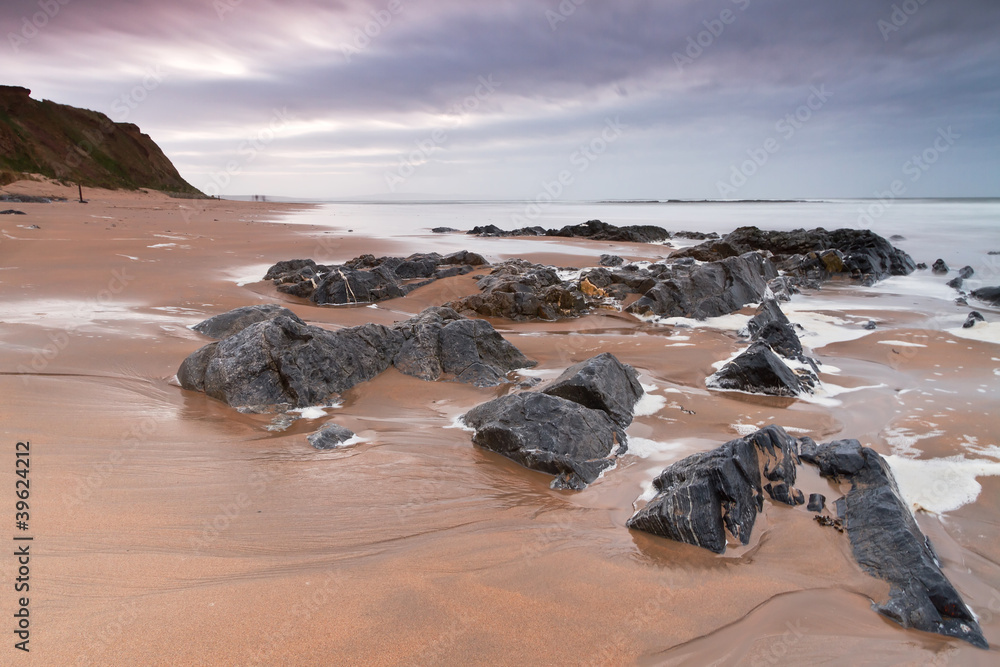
top-left (1, 182), bottom-right (999, 665)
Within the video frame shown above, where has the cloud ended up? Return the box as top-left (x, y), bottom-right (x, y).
top-left (2, 0), bottom-right (998, 197)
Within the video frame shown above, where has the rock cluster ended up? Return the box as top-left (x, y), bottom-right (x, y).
top-left (628, 426), bottom-right (988, 648)
top-left (462, 353), bottom-right (643, 490)
top-left (263, 251), bottom-right (487, 305)
top-left (179, 306), bottom-right (534, 411)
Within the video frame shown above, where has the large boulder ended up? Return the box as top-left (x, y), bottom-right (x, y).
top-left (800, 439), bottom-right (988, 648)
top-left (392, 307), bottom-right (536, 387)
top-left (541, 352), bottom-right (643, 428)
top-left (192, 304), bottom-right (305, 340)
top-left (462, 392), bottom-right (625, 490)
top-left (627, 252), bottom-right (776, 319)
top-left (448, 260), bottom-right (588, 321)
top-left (626, 426), bottom-right (803, 554)
top-left (706, 343), bottom-right (806, 397)
top-left (179, 316), bottom-right (401, 410)
top-left (178, 307), bottom-right (534, 410)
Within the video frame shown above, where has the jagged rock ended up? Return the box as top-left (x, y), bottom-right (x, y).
top-left (707, 343), bottom-right (806, 397)
top-left (800, 439), bottom-right (988, 648)
top-left (307, 423), bottom-right (356, 450)
top-left (178, 307), bottom-right (533, 410)
top-left (392, 307), bottom-right (535, 387)
top-left (541, 352), bottom-right (643, 428)
top-left (947, 276), bottom-right (965, 290)
top-left (674, 230), bottom-right (720, 240)
top-left (192, 305), bottom-right (305, 340)
top-left (744, 300), bottom-right (803, 358)
top-left (600, 254), bottom-right (624, 267)
top-left (447, 259), bottom-right (587, 321)
top-left (626, 425), bottom-right (803, 554)
top-left (767, 276), bottom-right (796, 301)
top-left (0, 209), bottom-right (26, 215)
top-left (462, 392), bottom-right (625, 490)
top-left (964, 311), bottom-right (985, 328)
top-left (916, 262), bottom-right (928, 270)
top-left (932, 259), bottom-right (949, 275)
top-left (431, 227), bottom-right (458, 233)
top-left (957, 266), bottom-right (975, 280)
top-left (971, 287), bottom-right (1000, 306)
top-left (549, 219), bottom-right (670, 244)
top-left (807, 493), bottom-right (826, 512)
top-left (468, 224), bottom-right (546, 237)
top-left (627, 252), bottom-right (776, 319)
top-left (864, 320), bottom-right (878, 330)
top-left (672, 227), bottom-right (915, 284)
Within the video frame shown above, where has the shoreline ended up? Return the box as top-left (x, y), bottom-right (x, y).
top-left (1, 182), bottom-right (998, 664)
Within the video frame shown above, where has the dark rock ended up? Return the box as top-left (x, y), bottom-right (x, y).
top-left (178, 307), bottom-right (533, 410)
top-left (448, 259), bottom-right (588, 321)
top-left (599, 254), bottom-right (625, 267)
top-left (989, 251), bottom-right (1000, 256)
top-left (964, 311), bottom-right (985, 328)
top-left (916, 262), bottom-right (928, 270)
top-left (707, 343), bottom-right (806, 397)
top-left (890, 235), bottom-right (906, 241)
top-left (947, 276), bottom-right (964, 290)
top-left (801, 439), bottom-right (987, 648)
top-left (863, 320), bottom-right (878, 330)
top-left (673, 230), bottom-right (720, 240)
top-left (541, 353), bottom-right (643, 428)
top-left (626, 425), bottom-right (803, 554)
top-left (307, 423), bottom-right (356, 449)
top-left (431, 227), bottom-right (458, 233)
top-left (467, 224), bottom-right (546, 237)
top-left (971, 287), bottom-right (1000, 306)
top-left (0, 194), bottom-right (52, 203)
top-left (767, 276), bottom-right (796, 301)
top-left (265, 251), bottom-right (488, 305)
top-left (0, 209), bottom-right (26, 215)
top-left (807, 493), bottom-right (826, 512)
top-left (462, 392), bottom-right (625, 490)
top-left (744, 300), bottom-right (804, 358)
top-left (392, 307), bottom-right (535, 387)
top-left (932, 259), bottom-right (949, 275)
top-left (957, 266), bottom-right (974, 280)
top-left (548, 219), bottom-right (670, 244)
top-left (673, 227), bottom-right (916, 284)
top-left (192, 305), bottom-right (305, 340)
top-left (627, 252), bottom-right (776, 319)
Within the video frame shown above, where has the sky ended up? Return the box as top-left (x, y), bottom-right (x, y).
top-left (3, 0), bottom-right (999, 200)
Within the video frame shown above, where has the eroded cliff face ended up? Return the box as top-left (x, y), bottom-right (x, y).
top-left (0, 85), bottom-right (201, 194)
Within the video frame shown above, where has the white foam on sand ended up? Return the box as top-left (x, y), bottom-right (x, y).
top-left (948, 322), bottom-right (1000, 345)
top-left (291, 403), bottom-right (343, 419)
top-left (882, 425), bottom-right (945, 457)
top-left (446, 414), bottom-right (475, 433)
top-left (624, 436), bottom-right (693, 459)
top-left (633, 384), bottom-right (667, 417)
top-left (783, 310), bottom-right (875, 349)
top-left (639, 312), bottom-right (751, 332)
top-left (886, 454), bottom-right (1000, 514)
top-left (877, 339), bottom-right (928, 348)
top-left (146, 243), bottom-right (176, 248)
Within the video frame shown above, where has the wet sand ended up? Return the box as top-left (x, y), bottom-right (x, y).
top-left (1, 181), bottom-right (999, 665)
